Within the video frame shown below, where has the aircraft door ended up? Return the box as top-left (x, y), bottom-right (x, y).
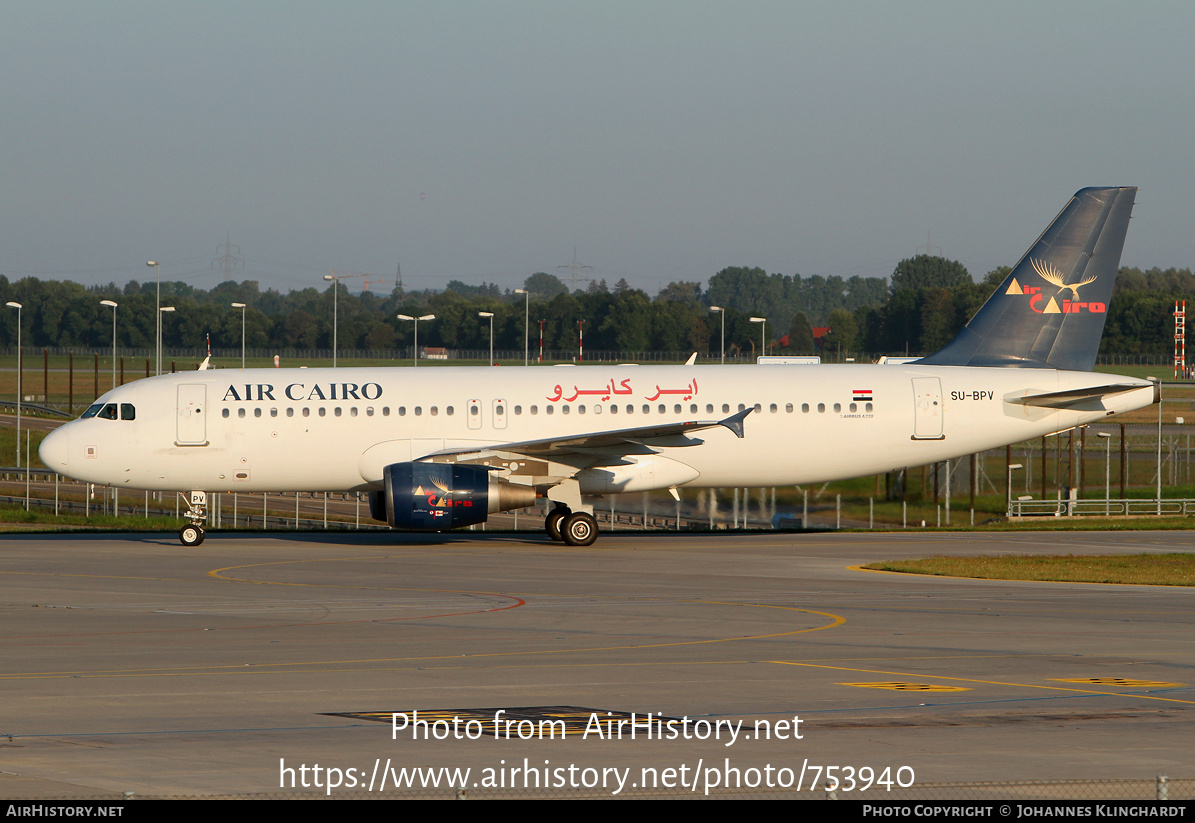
top-left (176, 384), bottom-right (209, 446)
top-left (911, 377), bottom-right (944, 440)
top-left (492, 398), bottom-right (507, 429)
top-left (467, 399), bottom-right (482, 430)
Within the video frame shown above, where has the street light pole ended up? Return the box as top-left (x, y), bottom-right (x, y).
top-left (1098, 431), bottom-right (1112, 515)
top-left (231, 303), bottom-right (246, 369)
top-left (398, 314), bottom-right (435, 366)
top-left (710, 306), bottom-right (725, 364)
top-left (1007, 463), bottom-right (1023, 515)
top-left (100, 300), bottom-right (118, 388)
top-left (159, 307), bottom-right (176, 372)
top-left (322, 274), bottom-right (340, 367)
top-left (6, 302), bottom-right (21, 467)
top-left (750, 317), bottom-right (769, 358)
top-left (478, 312), bottom-right (495, 364)
top-left (147, 261), bottom-right (161, 374)
top-left (514, 289), bottom-right (529, 366)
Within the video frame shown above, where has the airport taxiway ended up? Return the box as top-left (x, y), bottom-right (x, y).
top-left (1, 529), bottom-right (1193, 798)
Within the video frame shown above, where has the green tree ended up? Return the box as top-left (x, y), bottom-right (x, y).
top-left (787, 312), bottom-right (815, 353)
top-left (822, 308), bottom-right (858, 356)
top-left (891, 255), bottom-right (971, 293)
top-left (523, 272), bottom-right (568, 300)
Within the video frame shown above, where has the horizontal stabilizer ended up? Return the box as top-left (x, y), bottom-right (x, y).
top-left (1005, 383), bottom-right (1153, 409)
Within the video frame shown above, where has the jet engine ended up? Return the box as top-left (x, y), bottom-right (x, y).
top-left (370, 462), bottom-right (536, 530)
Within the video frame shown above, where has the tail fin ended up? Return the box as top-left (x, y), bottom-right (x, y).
top-left (918, 186), bottom-right (1136, 371)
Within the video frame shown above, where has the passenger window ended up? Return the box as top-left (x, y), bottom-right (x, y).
top-left (673, 404), bottom-right (681, 414)
top-left (334, 407), bottom-right (342, 417)
top-left (546, 406), bottom-right (554, 415)
top-left (366, 407), bottom-right (374, 416)
top-left (722, 404), bottom-right (729, 413)
top-left (254, 408), bottom-right (262, 418)
top-left (658, 404), bottom-right (666, 414)
top-left (430, 407), bottom-right (438, 416)
top-left (562, 405), bottom-right (570, 415)
top-left (121, 404), bottom-right (136, 420)
top-left (802, 403), bottom-right (809, 413)
top-left (318, 407), bottom-right (326, 417)
top-left (447, 406), bottom-right (454, 416)
top-left (833, 403), bottom-right (841, 413)
top-left (849, 403), bottom-right (857, 412)
top-left (786, 403), bottom-right (793, 413)
top-left (287, 408), bottom-right (294, 417)
top-left (577, 405), bottom-right (585, 414)
top-left (302, 408), bottom-right (310, 417)
top-left (383, 407), bottom-right (390, 416)
top-left (400, 407), bottom-right (407, 416)
top-left (238, 408), bottom-right (246, 418)
top-left (415, 407), bottom-right (422, 416)
top-left (350, 407), bottom-right (357, 417)
top-left (866, 402), bottom-right (873, 412)
top-left (530, 405), bottom-right (538, 415)
top-left (514, 405), bottom-right (522, 415)
top-left (271, 408), bottom-right (278, 417)
top-left (222, 409), bottom-right (230, 418)
top-left (817, 403), bottom-right (825, 413)
top-left (706, 404), bottom-right (713, 414)
top-left (769, 404), bottom-right (777, 413)
top-left (610, 404), bottom-right (618, 414)
top-left (690, 404), bottom-right (697, 414)
top-left (642, 405), bottom-right (649, 414)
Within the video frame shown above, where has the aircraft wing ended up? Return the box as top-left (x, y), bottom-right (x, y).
top-left (419, 408), bottom-right (752, 461)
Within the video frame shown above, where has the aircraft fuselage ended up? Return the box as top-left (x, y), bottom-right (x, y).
top-left (39, 362), bottom-right (1156, 495)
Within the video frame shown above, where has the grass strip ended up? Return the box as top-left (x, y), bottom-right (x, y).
top-left (863, 553), bottom-right (1195, 586)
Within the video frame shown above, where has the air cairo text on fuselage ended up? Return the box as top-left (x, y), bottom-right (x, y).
top-left (221, 383), bottom-right (384, 402)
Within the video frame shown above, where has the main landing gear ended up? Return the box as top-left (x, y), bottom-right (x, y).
top-left (545, 504), bottom-right (598, 547)
top-left (178, 491), bottom-right (207, 546)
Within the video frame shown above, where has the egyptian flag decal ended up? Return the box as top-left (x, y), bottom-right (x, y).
top-left (853, 389), bottom-right (873, 402)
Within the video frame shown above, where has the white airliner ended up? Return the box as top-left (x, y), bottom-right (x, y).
top-left (39, 187), bottom-right (1155, 547)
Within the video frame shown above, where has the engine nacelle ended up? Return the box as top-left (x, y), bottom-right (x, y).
top-left (377, 462), bottom-right (535, 531)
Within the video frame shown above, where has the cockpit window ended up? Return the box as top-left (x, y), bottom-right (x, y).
top-left (81, 402), bottom-right (134, 420)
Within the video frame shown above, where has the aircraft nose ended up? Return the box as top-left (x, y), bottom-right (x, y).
top-left (39, 426), bottom-right (69, 473)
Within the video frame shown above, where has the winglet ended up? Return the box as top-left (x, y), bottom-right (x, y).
top-left (684, 352), bottom-right (697, 366)
top-left (197, 356), bottom-right (211, 371)
top-left (718, 407), bottom-right (752, 438)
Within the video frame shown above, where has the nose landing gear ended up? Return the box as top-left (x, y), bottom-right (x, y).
top-left (178, 491), bottom-right (207, 546)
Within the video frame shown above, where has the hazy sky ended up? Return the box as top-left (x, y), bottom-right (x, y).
top-left (4, 1), bottom-right (1193, 296)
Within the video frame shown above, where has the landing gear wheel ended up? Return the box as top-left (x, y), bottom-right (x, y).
top-left (545, 507), bottom-right (570, 542)
top-left (179, 524), bottom-right (205, 547)
top-left (561, 512), bottom-right (598, 547)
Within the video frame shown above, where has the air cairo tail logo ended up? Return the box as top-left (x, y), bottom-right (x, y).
top-left (1003, 258), bottom-right (1106, 314)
